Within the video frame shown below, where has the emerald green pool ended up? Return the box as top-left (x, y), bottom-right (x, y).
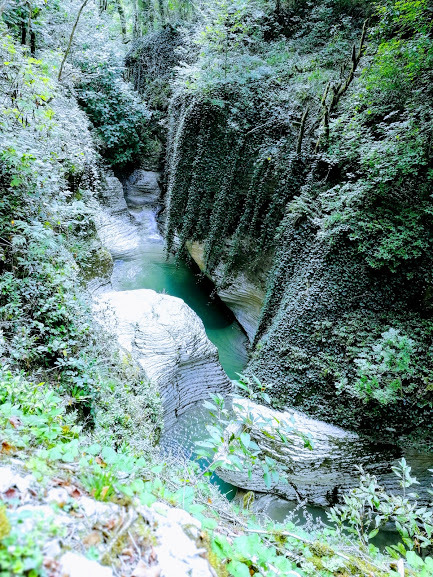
top-left (111, 210), bottom-right (249, 380)
top-left (109, 201), bottom-right (403, 539)
top-left (110, 205), bottom-right (247, 499)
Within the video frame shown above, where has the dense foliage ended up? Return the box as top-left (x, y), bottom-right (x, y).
top-left (0, 10), bottom-right (161, 428)
top-left (76, 56), bottom-right (155, 168)
top-left (1, 0), bottom-right (433, 575)
top-left (157, 0), bottom-right (433, 439)
top-left (0, 27), bottom-right (99, 408)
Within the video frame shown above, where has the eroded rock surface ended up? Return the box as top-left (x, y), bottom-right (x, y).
top-left (124, 170), bottom-right (161, 208)
top-left (186, 241), bottom-right (265, 342)
top-left (94, 289), bottom-right (232, 427)
top-left (216, 398), bottom-right (433, 506)
top-left (94, 175), bottom-right (143, 261)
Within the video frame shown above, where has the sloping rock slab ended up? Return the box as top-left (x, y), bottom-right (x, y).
top-left (94, 289), bottom-right (232, 428)
top-left (186, 241), bottom-right (264, 343)
top-left (124, 170), bottom-right (161, 207)
top-left (94, 175), bottom-right (143, 260)
top-left (217, 398), bottom-right (433, 506)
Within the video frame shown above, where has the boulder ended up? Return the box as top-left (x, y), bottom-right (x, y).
top-left (149, 502), bottom-right (216, 577)
top-left (216, 398), bottom-right (433, 506)
top-left (124, 170), bottom-right (161, 208)
top-left (186, 241), bottom-right (265, 342)
top-left (94, 289), bottom-right (232, 428)
top-left (60, 552), bottom-right (113, 577)
top-left (94, 175), bottom-right (143, 260)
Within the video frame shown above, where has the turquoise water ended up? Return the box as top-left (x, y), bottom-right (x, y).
top-left (111, 211), bottom-right (248, 379)
top-left (109, 202), bottom-right (404, 537)
top-left (110, 205), bottom-right (247, 499)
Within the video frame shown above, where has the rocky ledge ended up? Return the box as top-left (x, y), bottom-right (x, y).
top-left (186, 242), bottom-right (265, 343)
top-left (216, 398), bottom-right (433, 507)
top-left (94, 289), bottom-right (232, 428)
top-left (0, 461), bottom-right (216, 577)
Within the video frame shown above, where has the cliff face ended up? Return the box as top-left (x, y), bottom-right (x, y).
top-left (163, 96), bottom-right (433, 437)
top-left (129, 0), bottom-right (433, 440)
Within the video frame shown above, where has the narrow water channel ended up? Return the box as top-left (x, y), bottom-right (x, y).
top-left (110, 180), bottom-right (248, 499)
top-left (108, 176), bottom-right (404, 543)
top-left (111, 208), bottom-right (249, 380)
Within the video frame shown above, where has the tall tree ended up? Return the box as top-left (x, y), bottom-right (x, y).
top-left (58, 0), bottom-right (90, 81)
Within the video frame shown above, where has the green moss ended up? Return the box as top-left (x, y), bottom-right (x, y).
top-left (81, 246), bottom-right (114, 281)
top-left (0, 506), bottom-right (10, 541)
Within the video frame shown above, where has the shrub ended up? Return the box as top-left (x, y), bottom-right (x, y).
top-left (77, 58), bottom-right (154, 168)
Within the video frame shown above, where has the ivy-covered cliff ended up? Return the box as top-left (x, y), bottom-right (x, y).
top-left (131, 0), bottom-right (433, 441)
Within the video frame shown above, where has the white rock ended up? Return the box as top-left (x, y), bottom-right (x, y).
top-left (47, 487), bottom-right (69, 505)
top-left (60, 552), bottom-right (113, 577)
top-left (78, 496), bottom-right (120, 521)
top-left (150, 503), bottom-right (214, 577)
top-left (216, 398), bottom-right (433, 506)
top-left (0, 464), bottom-right (35, 494)
top-left (43, 539), bottom-right (62, 559)
top-left (124, 170), bottom-right (161, 207)
top-left (151, 502), bottom-right (201, 540)
top-left (186, 241), bottom-right (265, 342)
top-left (94, 289), bottom-right (232, 427)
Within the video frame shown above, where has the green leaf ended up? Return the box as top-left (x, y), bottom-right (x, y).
top-left (240, 432), bottom-right (250, 449)
top-left (202, 517), bottom-right (218, 529)
top-left (406, 551), bottom-right (424, 568)
top-left (86, 443), bottom-right (101, 455)
top-left (227, 560), bottom-right (250, 577)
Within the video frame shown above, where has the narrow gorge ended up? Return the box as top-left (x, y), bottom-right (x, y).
top-left (1, 1), bottom-right (432, 576)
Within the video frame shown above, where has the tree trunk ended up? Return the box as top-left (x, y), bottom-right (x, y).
top-left (114, 0), bottom-right (127, 40)
top-left (58, 0), bottom-right (90, 81)
top-left (30, 29), bottom-right (36, 54)
top-left (157, 0), bottom-right (165, 24)
top-left (21, 21), bottom-right (27, 45)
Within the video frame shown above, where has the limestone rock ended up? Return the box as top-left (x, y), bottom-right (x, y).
top-left (60, 552), bottom-right (113, 577)
top-left (0, 464), bottom-right (35, 496)
top-left (216, 398), bottom-right (433, 506)
top-left (47, 487), bottom-right (69, 506)
top-left (186, 241), bottom-right (265, 342)
top-left (94, 175), bottom-right (142, 261)
top-left (100, 176), bottom-right (130, 216)
top-left (150, 502), bottom-right (216, 577)
top-left (124, 170), bottom-right (161, 208)
top-left (94, 289), bottom-right (232, 427)
top-left (78, 496), bottom-right (120, 522)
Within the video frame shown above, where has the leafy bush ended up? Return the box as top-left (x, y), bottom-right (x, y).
top-left (77, 58), bottom-right (154, 168)
top-left (195, 377), bottom-right (312, 488)
top-left (328, 458), bottom-right (433, 558)
top-left (352, 329), bottom-right (416, 405)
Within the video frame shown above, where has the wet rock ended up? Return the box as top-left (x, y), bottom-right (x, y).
top-left (216, 398), bottom-right (433, 507)
top-left (60, 552), bottom-right (113, 577)
top-left (124, 170), bottom-right (161, 208)
top-left (186, 241), bottom-right (265, 342)
top-left (94, 175), bottom-right (142, 261)
top-left (93, 289), bottom-right (232, 427)
top-left (100, 176), bottom-right (130, 216)
top-left (83, 246), bottom-right (114, 283)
